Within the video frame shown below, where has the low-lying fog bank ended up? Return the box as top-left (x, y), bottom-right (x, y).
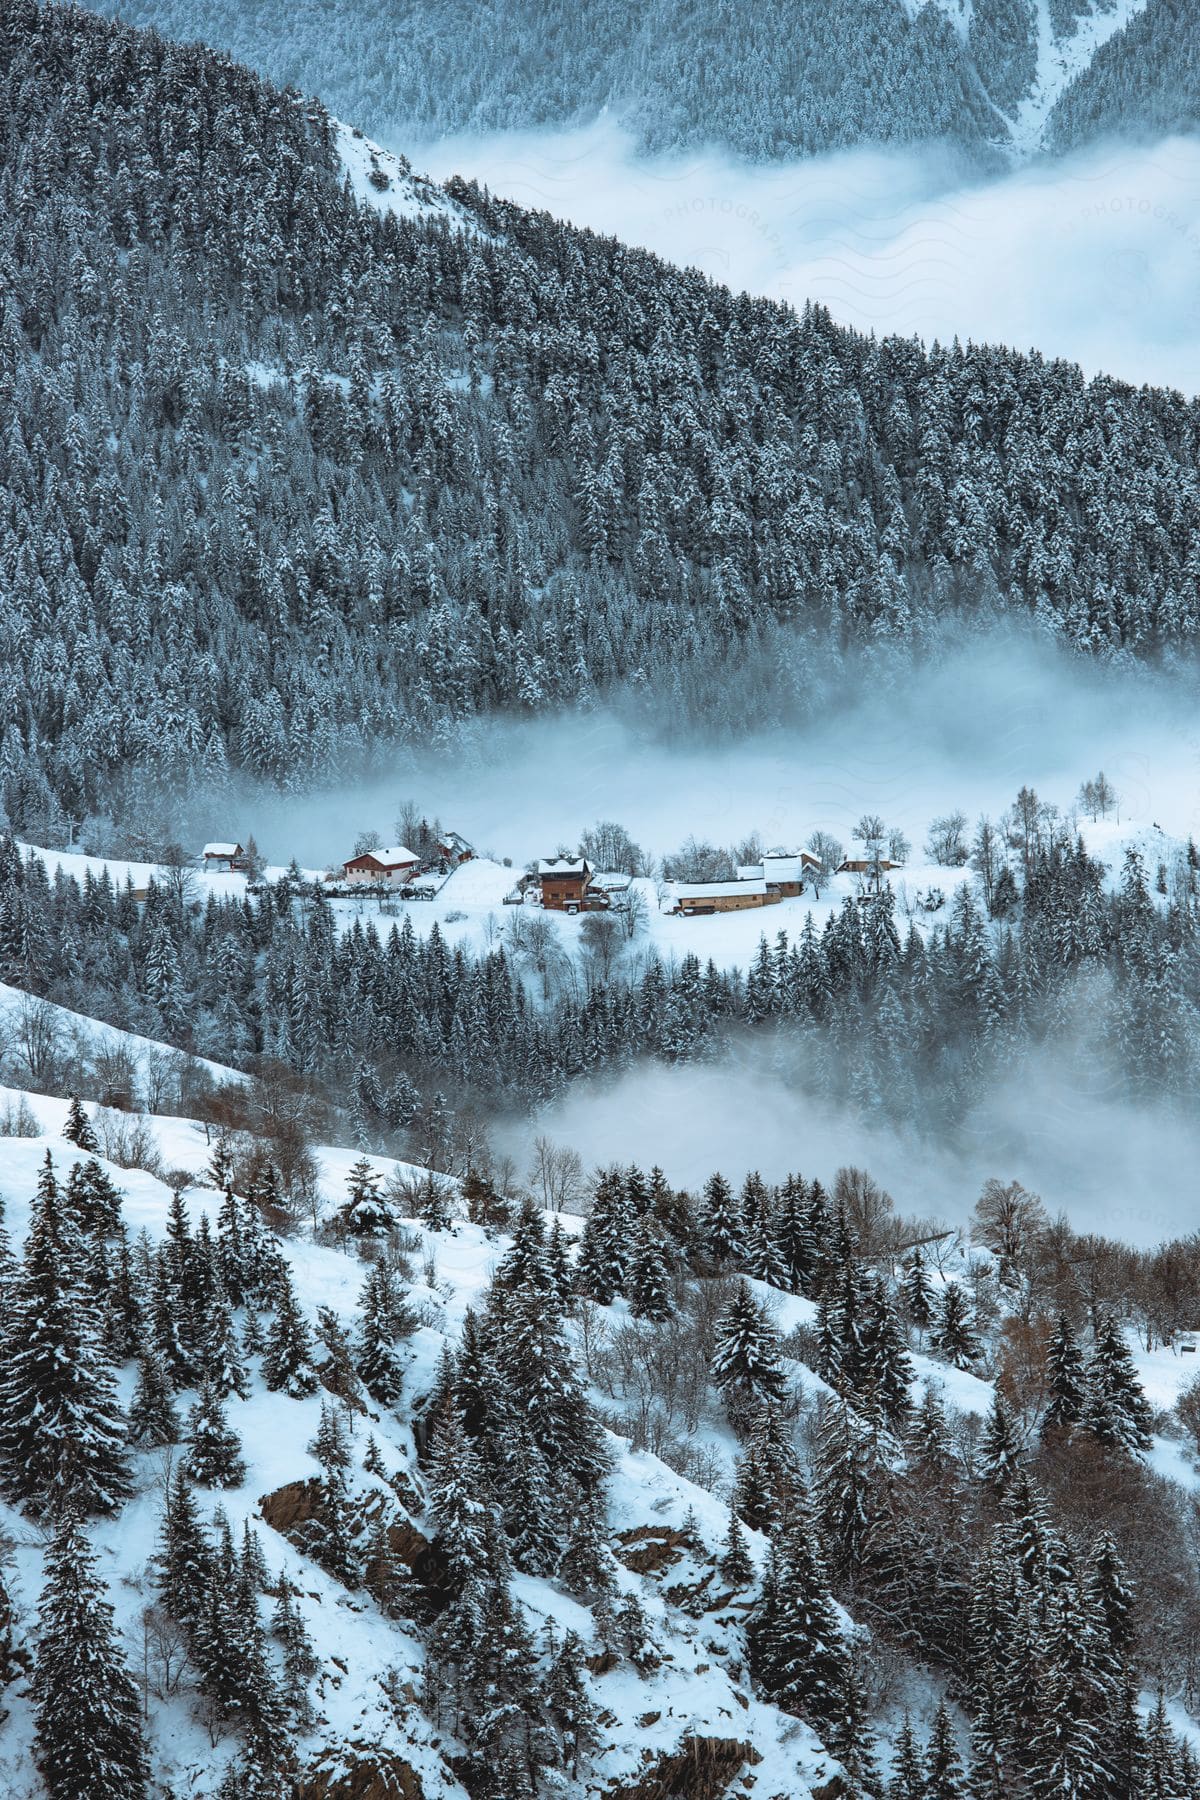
top-left (495, 1050), bottom-right (1200, 1250)
top-left (407, 120), bottom-right (1200, 393)
top-left (236, 629), bottom-right (1199, 871)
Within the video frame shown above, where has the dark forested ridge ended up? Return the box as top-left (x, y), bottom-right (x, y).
top-left (84, 0), bottom-right (1200, 162)
top-left (3, 2), bottom-right (1200, 841)
top-left (85, 0), bottom-right (1009, 161)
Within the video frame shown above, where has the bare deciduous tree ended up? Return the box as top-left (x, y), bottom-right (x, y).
top-left (528, 1136), bottom-right (585, 1213)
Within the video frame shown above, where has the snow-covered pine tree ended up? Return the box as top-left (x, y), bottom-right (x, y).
top-left (900, 1247), bottom-right (934, 1338)
top-left (495, 1200), bottom-right (554, 1297)
top-left (767, 1176), bottom-right (816, 1295)
top-left (66, 1158), bottom-right (123, 1237)
top-left (427, 1402), bottom-right (489, 1589)
top-left (127, 1344), bottom-right (182, 1447)
top-left (1042, 1311), bottom-right (1087, 1436)
top-left (271, 1573), bottom-right (319, 1726)
top-left (494, 1284), bottom-right (608, 1495)
top-left (698, 1170), bottom-right (745, 1270)
top-left (309, 1399), bottom-right (353, 1471)
top-left (185, 1380), bottom-right (246, 1487)
top-left (826, 1650), bottom-right (881, 1795)
top-left (545, 1628), bottom-right (599, 1779)
top-left (154, 1462), bottom-right (212, 1633)
top-left (888, 1712), bottom-right (924, 1799)
top-left (718, 1512), bottom-right (754, 1588)
top-left (710, 1279), bottom-right (787, 1412)
top-left (628, 1217), bottom-right (673, 1320)
top-left (102, 1238), bottom-right (145, 1361)
top-left (62, 1095), bottom-right (99, 1153)
top-left (749, 1503), bottom-right (845, 1728)
top-left (616, 1590), bottom-right (660, 1673)
top-left (978, 1390), bottom-right (1022, 1492)
top-left (814, 1396), bottom-right (882, 1584)
top-left (0, 1154), bottom-right (130, 1514)
top-left (574, 1168), bottom-right (631, 1303)
top-left (362, 1510), bottom-right (415, 1619)
top-left (262, 1264), bottom-right (320, 1397)
top-left (929, 1282), bottom-right (978, 1369)
top-left (336, 1155), bottom-right (394, 1238)
top-left (357, 1262), bottom-right (407, 1405)
top-left (32, 1514), bottom-right (150, 1800)
top-left (923, 1699), bottom-right (965, 1798)
top-left (201, 1292), bottom-right (249, 1400)
top-left (1082, 1312), bottom-right (1153, 1453)
top-left (861, 1275), bottom-right (914, 1425)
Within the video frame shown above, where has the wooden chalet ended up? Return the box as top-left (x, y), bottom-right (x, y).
top-left (436, 830), bottom-right (475, 866)
top-left (202, 841), bottom-right (245, 871)
top-left (739, 850), bottom-right (821, 897)
top-left (343, 845), bottom-right (419, 886)
top-left (674, 877), bottom-right (781, 917)
top-left (838, 856), bottom-right (898, 875)
top-left (537, 857), bottom-right (593, 913)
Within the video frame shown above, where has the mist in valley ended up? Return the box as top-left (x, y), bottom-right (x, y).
top-left (238, 628), bottom-right (1200, 871)
top-left (493, 1042), bottom-right (1200, 1249)
top-left (406, 118), bottom-right (1200, 392)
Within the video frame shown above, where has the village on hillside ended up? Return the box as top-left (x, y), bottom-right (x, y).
top-left (197, 827), bottom-right (906, 920)
top-left (19, 771), bottom-right (1182, 984)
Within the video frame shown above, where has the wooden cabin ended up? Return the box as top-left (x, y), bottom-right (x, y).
top-left (838, 856), bottom-right (898, 875)
top-left (437, 830), bottom-right (475, 866)
top-left (674, 877), bottom-right (781, 917)
top-left (343, 845), bottom-right (419, 886)
top-left (202, 842), bottom-right (244, 871)
top-left (538, 857), bottom-right (592, 913)
top-left (762, 850), bottom-right (820, 896)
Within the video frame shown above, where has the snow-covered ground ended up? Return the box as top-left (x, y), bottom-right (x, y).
top-left (2, 1029), bottom-right (1197, 1794)
top-left (0, 982), bottom-right (248, 1090)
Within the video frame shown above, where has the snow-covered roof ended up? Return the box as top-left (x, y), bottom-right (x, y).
top-left (676, 878), bottom-right (768, 899)
top-left (347, 844), bottom-right (417, 867)
top-left (537, 857), bottom-right (589, 877)
top-left (736, 863), bottom-right (764, 881)
top-left (202, 842), bottom-right (242, 857)
top-left (589, 870), bottom-right (631, 890)
top-left (761, 852), bottom-right (817, 879)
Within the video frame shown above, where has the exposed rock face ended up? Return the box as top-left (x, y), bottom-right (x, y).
top-left (603, 1736), bottom-right (760, 1800)
top-left (613, 1526), bottom-right (692, 1574)
top-left (296, 1748), bottom-right (425, 1799)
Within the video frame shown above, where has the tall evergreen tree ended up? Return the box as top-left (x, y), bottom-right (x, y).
top-left (262, 1266), bottom-right (320, 1397)
top-left (0, 1155), bottom-right (129, 1514)
top-left (33, 1515), bottom-right (150, 1800)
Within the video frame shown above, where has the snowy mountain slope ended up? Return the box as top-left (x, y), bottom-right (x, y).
top-left (0, 984), bottom-right (248, 1095)
top-left (2, 989), bottom-right (1198, 1797)
top-left (1009, 0), bottom-right (1153, 155)
top-left (334, 118), bottom-right (486, 234)
top-left (0, 1101), bottom-right (857, 1798)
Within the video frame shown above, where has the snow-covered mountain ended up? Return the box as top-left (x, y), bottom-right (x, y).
top-left (83, 0), bottom-right (1188, 164)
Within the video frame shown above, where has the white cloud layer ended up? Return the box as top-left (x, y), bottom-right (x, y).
top-left (249, 631), bottom-right (1200, 868)
top-left (495, 1048), bottom-right (1200, 1248)
top-left (407, 119), bottom-right (1200, 392)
